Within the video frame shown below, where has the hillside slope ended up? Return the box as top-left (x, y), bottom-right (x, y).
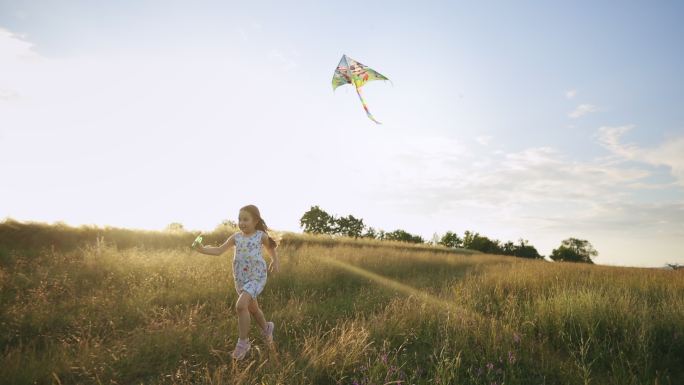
top-left (1, 221), bottom-right (682, 384)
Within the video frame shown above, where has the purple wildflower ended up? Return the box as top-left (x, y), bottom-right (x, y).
top-left (486, 362), bottom-right (494, 371)
top-left (381, 353), bottom-right (388, 364)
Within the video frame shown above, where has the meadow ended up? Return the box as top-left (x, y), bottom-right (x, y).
top-left (0, 221), bottom-right (682, 385)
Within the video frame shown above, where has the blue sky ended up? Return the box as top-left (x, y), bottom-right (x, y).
top-left (1, 1), bottom-right (683, 267)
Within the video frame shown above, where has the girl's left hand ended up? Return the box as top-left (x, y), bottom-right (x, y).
top-left (269, 259), bottom-right (280, 274)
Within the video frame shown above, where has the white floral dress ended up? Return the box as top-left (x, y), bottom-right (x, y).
top-left (232, 230), bottom-right (268, 299)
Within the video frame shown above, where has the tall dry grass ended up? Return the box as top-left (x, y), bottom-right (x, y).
top-left (0, 222), bottom-right (682, 384)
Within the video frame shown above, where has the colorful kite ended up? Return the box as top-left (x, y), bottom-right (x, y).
top-left (332, 54), bottom-right (390, 124)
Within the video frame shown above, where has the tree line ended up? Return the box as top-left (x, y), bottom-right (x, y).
top-left (299, 205), bottom-right (598, 263)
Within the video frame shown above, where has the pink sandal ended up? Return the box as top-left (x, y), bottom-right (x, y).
top-left (231, 339), bottom-right (251, 360)
top-left (262, 321), bottom-right (274, 343)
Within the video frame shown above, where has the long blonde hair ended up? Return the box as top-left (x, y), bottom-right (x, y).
top-left (240, 204), bottom-right (277, 248)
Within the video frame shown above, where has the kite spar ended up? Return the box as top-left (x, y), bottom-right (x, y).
top-left (332, 54), bottom-right (390, 124)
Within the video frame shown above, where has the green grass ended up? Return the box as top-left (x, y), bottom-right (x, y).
top-left (0, 222), bottom-right (682, 384)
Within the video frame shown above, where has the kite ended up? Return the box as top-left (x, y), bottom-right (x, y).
top-left (332, 54), bottom-right (390, 124)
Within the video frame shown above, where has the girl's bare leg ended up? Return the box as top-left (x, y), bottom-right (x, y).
top-left (248, 297), bottom-right (268, 332)
top-left (235, 292), bottom-right (253, 339)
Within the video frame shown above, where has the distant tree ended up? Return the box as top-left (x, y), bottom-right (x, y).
top-left (377, 229), bottom-right (386, 241)
top-left (550, 238), bottom-right (597, 263)
top-left (665, 263), bottom-right (682, 270)
top-left (384, 229), bottom-right (425, 244)
top-left (439, 231), bottom-right (463, 248)
top-left (512, 239), bottom-right (543, 259)
top-left (333, 214), bottom-right (365, 238)
top-left (462, 230), bottom-right (502, 254)
top-left (165, 222), bottom-right (184, 232)
top-left (502, 240), bottom-right (516, 255)
top-left (362, 226), bottom-right (378, 239)
top-left (462, 230), bottom-right (477, 249)
top-left (300, 205), bottom-right (336, 234)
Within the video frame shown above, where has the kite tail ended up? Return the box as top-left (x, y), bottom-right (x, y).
top-left (354, 85), bottom-right (382, 124)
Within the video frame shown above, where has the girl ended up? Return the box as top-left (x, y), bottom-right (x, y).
top-left (193, 204), bottom-right (280, 360)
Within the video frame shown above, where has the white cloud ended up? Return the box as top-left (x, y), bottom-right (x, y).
top-left (361, 126), bottom-right (684, 265)
top-left (475, 135), bottom-right (493, 146)
top-left (568, 103), bottom-right (598, 118)
top-left (378, 142), bottom-right (651, 211)
top-left (596, 125), bottom-right (638, 157)
top-left (598, 125), bottom-right (684, 186)
top-left (565, 89), bottom-right (577, 99)
top-left (0, 28), bottom-right (40, 62)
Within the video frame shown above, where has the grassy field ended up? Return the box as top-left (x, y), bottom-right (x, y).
top-left (1, 222), bottom-right (682, 384)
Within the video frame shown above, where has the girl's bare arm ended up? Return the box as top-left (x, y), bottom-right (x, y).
top-left (266, 245), bottom-right (279, 261)
top-left (262, 233), bottom-right (280, 270)
top-left (195, 234), bottom-right (235, 256)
